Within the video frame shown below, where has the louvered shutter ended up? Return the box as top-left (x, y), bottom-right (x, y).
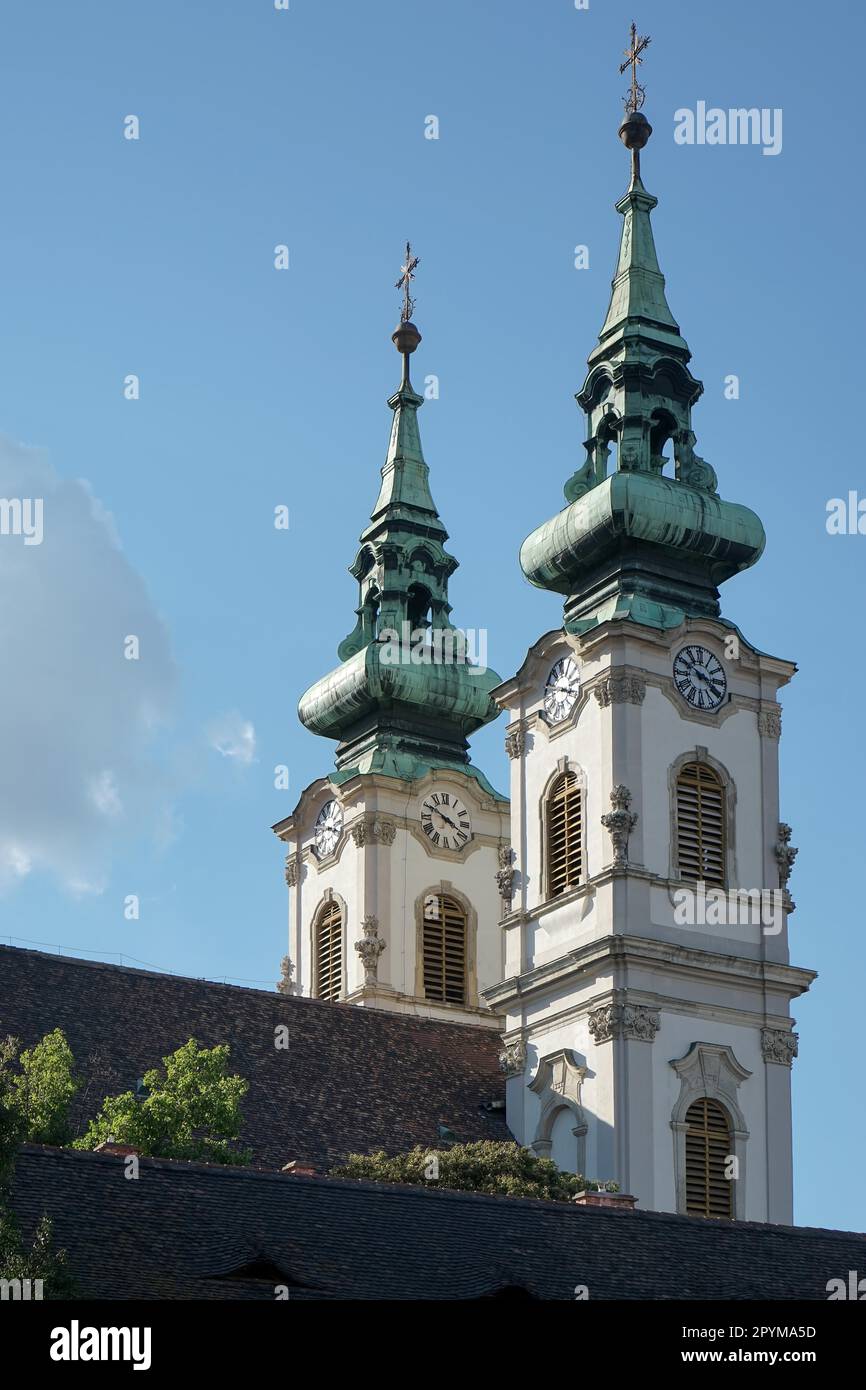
top-left (547, 772), bottom-right (582, 897)
top-left (315, 903), bottom-right (343, 1000)
top-left (423, 893), bottom-right (467, 1004)
top-left (676, 762), bottom-right (726, 887)
top-left (685, 1097), bottom-right (733, 1218)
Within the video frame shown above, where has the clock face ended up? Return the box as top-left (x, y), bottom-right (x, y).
top-left (673, 645), bottom-right (727, 711)
top-left (543, 656), bottom-right (581, 722)
top-left (314, 798), bottom-right (343, 857)
top-left (419, 791), bottom-right (472, 852)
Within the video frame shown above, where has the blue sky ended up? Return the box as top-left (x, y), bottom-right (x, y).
top-left (0, 0), bottom-right (862, 1230)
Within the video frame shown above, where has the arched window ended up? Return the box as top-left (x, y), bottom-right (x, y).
top-left (684, 1097), bottom-right (733, 1218)
top-left (547, 771), bottom-right (582, 897)
top-left (313, 902), bottom-right (343, 1001)
top-left (422, 892), bottom-right (466, 1004)
top-left (407, 583), bottom-right (432, 631)
top-left (676, 762), bottom-right (726, 887)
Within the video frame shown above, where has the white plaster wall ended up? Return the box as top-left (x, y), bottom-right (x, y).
top-left (285, 770), bottom-right (508, 1015)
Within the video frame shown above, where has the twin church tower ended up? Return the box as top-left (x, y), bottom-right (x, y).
top-left (273, 46), bottom-right (814, 1224)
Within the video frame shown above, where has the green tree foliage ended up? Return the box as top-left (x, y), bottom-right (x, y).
top-left (11, 1028), bottom-right (80, 1147)
top-left (0, 1211), bottom-right (75, 1299)
top-left (0, 1036), bottom-right (26, 1184)
top-left (0, 1034), bottom-right (74, 1297)
top-left (332, 1140), bottom-right (616, 1202)
top-left (74, 1038), bottom-right (251, 1165)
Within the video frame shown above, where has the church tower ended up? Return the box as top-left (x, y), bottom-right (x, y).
top-left (274, 251), bottom-right (509, 1025)
top-left (485, 47), bottom-right (815, 1221)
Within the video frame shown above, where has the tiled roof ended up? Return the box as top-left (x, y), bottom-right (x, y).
top-left (0, 945), bottom-right (508, 1169)
top-left (12, 1144), bottom-right (866, 1301)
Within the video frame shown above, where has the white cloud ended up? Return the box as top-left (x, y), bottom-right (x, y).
top-left (207, 712), bottom-right (257, 766)
top-left (88, 769), bottom-right (124, 818)
top-left (0, 435), bottom-right (178, 893)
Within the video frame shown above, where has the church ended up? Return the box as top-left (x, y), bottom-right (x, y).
top-left (271, 81), bottom-right (812, 1227)
top-left (4, 48), bottom-right (851, 1303)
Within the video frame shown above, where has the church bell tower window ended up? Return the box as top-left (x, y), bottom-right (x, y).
top-left (684, 1097), bottom-right (733, 1219)
top-left (546, 771), bottom-right (583, 898)
top-left (675, 762), bottom-right (726, 888)
top-left (422, 892), bottom-right (467, 1004)
top-left (314, 902), bottom-right (344, 1001)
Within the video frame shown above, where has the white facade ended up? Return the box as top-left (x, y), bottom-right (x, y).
top-left (274, 766), bottom-right (509, 1028)
top-left (485, 617), bottom-right (814, 1222)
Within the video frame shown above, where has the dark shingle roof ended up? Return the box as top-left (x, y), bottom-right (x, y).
top-left (0, 945), bottom-right (507, 1169)
top-left (11, 1144), bottom-right (866, 1301)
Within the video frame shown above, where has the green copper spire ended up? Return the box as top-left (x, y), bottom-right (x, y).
top-left (298, 249), bottom-right (502, 792)
top-left (520, 40), bottom-right (764, 632)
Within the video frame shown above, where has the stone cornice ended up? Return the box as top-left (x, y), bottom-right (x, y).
top-left (497, 984), bottom-right (799, 1046)
top-left (491, 628), bottom-right (573, 705)
top-left (483, 932), bottom-right (816, 1011)
top-left (574, 616), bottom-right (797, 685)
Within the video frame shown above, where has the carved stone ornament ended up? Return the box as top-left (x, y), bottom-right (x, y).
top-left (600, 784), bottom-right (638, 866)
top-left (495, 844), bottom-right (516, 901)
top-left (350, 817), bottom-right (397, 848)
top-left (588, 995), bottom-right (660, 1044)
top-left (498, 1038), bottom-right (527, 1078)
top-left (758, 709), bottom-right (782, 739)
top-left (276, 955), bottom-right (296, 996)
top-left (594, 674), bottom-right (646, 708)
top-left (528, 1049), bottom-right (589, 1169)
top-left (775, 823), bottom-right (798, 887)
top-left (761, 1027), bottom-right (798, 1067)
top-left (284, 854), bottom-right (301, 887)
top-left (354, 914), bottom-right (386, 984)
top-left (505, 726), bottom-right (526, 760)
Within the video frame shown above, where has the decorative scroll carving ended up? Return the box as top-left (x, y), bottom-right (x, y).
top-left (350, 817), bottom-right (397, 848)
top-left (758, 709), bottom-right (782, 739)
top-left (775, 824), bottom-right (797, 885)
top-left (284, 854), bottom-right (301, 887)
top-left (498, 1038), bottom-right (527, 1078)
top-left (276, 955), bottom-right (296, 996)
top-left (505, 727), bottom-right (525, 759)
top-left (761, 1028), bottom-right (798, 1067)
top-left (601, 784), bottom-right (638, 866)
top-left (775, 822), bottom-right (798, 914)
top-left (354, 914), bottom-right (386, 984)
top-left (495, 844), bottom-right (516, 903)
top-left (594, 674), bottom-right (646, 707)
top-left (588, 996), bottom-right (660, 1044)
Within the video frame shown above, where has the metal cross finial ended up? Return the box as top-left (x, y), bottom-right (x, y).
top-left (395, 241), bottom-right (420, 323)
top-left (619, 21), bottom-right (651, 114)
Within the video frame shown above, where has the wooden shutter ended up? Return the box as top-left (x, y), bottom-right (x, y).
top-left (547, 771), bottom-right (582, 897)
top-left (423, 893), bottom-right (467, 1004)
top-left (676, 762), bottom-right (726, 887)
top-left (315, 903), bottom-right (343, 1000)
top-left (685, 1097), bottom-right (733, 1218)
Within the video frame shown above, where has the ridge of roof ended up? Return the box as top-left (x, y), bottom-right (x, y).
top-left (16, 1144), bottom-right (865, 1243)
top-left (0, 943), bottom-right (500, 1035)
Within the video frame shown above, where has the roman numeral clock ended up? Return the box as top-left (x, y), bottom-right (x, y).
top-left (672, 645), bottom-right (727, 711)
top-left (419, 792), bottom-right (472, 851)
